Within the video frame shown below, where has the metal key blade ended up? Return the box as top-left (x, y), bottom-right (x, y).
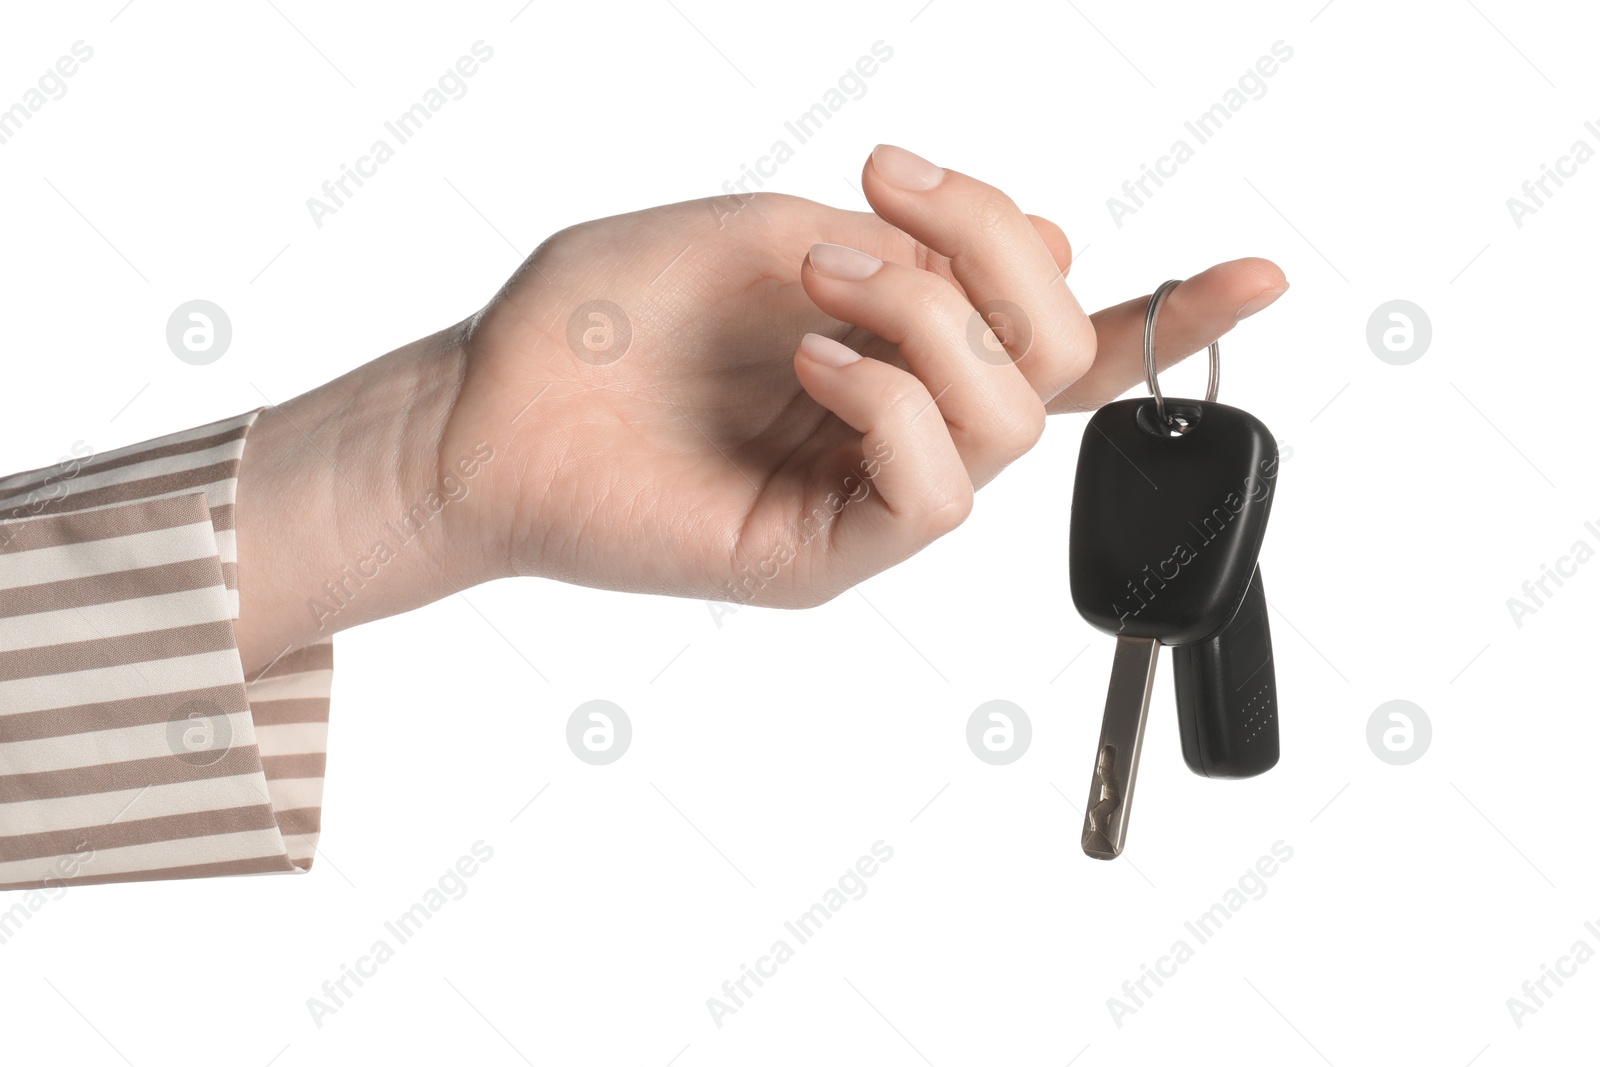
top-left (1081, 636), bottom-right (1161, 860)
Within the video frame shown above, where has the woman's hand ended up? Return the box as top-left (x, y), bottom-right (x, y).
top-left (234, 145), bottom-right (1286, 673)
top-left (443, 144), bottom-right (1287, 605)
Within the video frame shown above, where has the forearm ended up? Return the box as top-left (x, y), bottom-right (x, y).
top-left (232, 325), bottom-right (491, 675)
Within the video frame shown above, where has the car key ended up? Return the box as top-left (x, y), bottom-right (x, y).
top-left (1069, 279), bottom-right (1279, 860)
top-left (1172, 563), bottom-right (1278, 779)
top-left (1070, 396), bottom-right (1275, 857)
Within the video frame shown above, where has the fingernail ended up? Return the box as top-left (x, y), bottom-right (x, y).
top-left (808, 242), bottom-right (883, 280)
top-left (1235, 284), bottom-right (1289, 322)
top-left (799, 332), bottom-right (862, 367)
top-left (871, 144), bottom-right (945, 191)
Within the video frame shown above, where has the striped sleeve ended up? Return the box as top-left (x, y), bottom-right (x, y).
top-left (0, 408), bottom-right (336, 890)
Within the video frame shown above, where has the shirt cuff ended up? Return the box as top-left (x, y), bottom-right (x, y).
top-left (0, 407), bottom-right (335, 890)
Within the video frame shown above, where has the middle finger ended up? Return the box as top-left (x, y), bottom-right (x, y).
top-left (860, 143), bottom-right (1097, 401)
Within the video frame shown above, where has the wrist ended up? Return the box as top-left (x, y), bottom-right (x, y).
top-left (233, 325), bottom-right (487, 674)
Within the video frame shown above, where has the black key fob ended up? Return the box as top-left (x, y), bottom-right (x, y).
top-left (1172, 564), bottom-right (1278, 778)
top-left (1068, 397), bottom-right (1278, 646)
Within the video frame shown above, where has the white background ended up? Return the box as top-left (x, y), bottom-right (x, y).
top-left (2, 0), bottom-right (1597, 1063)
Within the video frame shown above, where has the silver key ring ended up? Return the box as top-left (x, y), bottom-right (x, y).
top-left (1143, 278), bottom-right (1220, 429)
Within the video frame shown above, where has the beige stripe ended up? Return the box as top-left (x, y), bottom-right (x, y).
top-left (0, 648), bottom-right (246, 716)
top-left (17, 494), bottom-right (238, 547)
top-left (0, 619), bottom-right (240, 681)
top-left (0, 504), bottom-right (234, 570)
top-left (273, 806), bottom-right (322, 836)
top-left (0, 490), bottom-right (210, 554)
top-left (0, 826), bottom-right (288, 883)
top-left (57, 500), bottom-right (237, 546)
top-left (0, 587), bottom-right (232, 655)
top-left (13, 460), bottom-right (238, 521)
top-left (0, 682), bottom-right (244, 742)
top-left (0, 773), bottom-right (273, 837)
top-left (0, 522), bottom-right (217, 593)
top-left (0, 744), bottom-right (264, 803)
top-left (1, 711), bottom-right (256, 776)
top-left (249, 697), bottom-right (331, 727)
top-left (244, 668), bottom-right (335, 703)
top-left (261, 752), bottom-right (326, 779)
top-left (0, 851), bottom-right (293, 891)
top-left (0, 557), bottom-right (227, 620)
top-left (0, 426), bottom-right (248, 505)
top-left (1, 803), bottom-right (281, 863)
top-left (0, 438), bottom-right (247, 516)
top-left (0, 515), bottom-right (216, 586)
top-left (254, 722), bottom-right (329, 758)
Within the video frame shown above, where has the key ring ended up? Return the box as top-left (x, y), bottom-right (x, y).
top-left (1143, 278), bottom-right (1220, 430)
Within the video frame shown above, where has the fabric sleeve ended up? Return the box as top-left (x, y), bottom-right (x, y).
top-left (0, 407), bottom-right (336, 890)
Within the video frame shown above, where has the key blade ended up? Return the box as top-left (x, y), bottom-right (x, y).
top-left (1081, 636), bottom-right (1161, 860)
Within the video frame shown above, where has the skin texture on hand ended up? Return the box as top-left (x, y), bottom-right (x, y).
top-left (233, 145), bottom-right (1286, 675)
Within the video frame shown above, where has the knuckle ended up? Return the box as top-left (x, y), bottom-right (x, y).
top-left (1049, 327), bottom-right (1100, 395)
top-left (971, 188), bottom-right (1022, 236)
top-left (912, 481), bottom-right (975, 540)
top-left (909, 268), bottom-right (957, 309)
top-left (993, 399), bottom-right (1047, 458)
top-left (709, 190), bottom-right (800, 239)
top-left (526, 221), bottom-right (586, 266)
top-left (1034, 318), bottom-right (1098, 398)
top-left (1033, 213), bottom-right (1071, 255)
top-left (780, 588), bottom-right (831, 610)
top-left (878, 379), bottom-right (935, 425)
top-left (1054, 321), bottom-right (1099, 389)
top-left (742, 190), bottom-right (792, 215)
top-left (802, 584), bottom-right (843, 610)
